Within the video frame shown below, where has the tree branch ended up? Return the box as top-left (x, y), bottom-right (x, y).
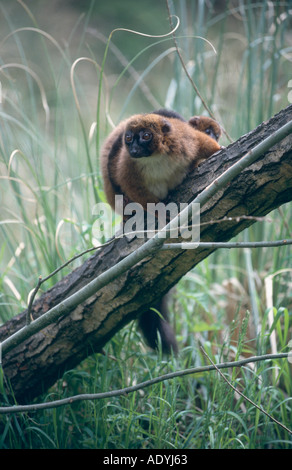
top-left (0, 353), bottom-right (288, 416)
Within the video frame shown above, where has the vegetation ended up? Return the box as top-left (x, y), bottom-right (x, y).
top-left (0, 0), bottom-right (291, 449)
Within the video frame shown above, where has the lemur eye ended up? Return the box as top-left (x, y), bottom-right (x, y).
top-left (205, 128), bottom-right (211, 135)
top-left (125, 133), bottom-right (132, 143)
top-left (142, 132), bottom-right (152, 141)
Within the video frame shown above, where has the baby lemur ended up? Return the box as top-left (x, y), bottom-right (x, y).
top-left (101, 109), bottom-right (222, 353)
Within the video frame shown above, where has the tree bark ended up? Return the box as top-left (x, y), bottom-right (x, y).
top-left (1, 105), bottom-right (292, 402)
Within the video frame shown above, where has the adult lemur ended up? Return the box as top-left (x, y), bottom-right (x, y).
top-left (101, 109), bottom-right (222, 353)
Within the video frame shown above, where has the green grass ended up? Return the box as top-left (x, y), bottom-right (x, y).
top-left (0, 0), bottom-right (291, 449)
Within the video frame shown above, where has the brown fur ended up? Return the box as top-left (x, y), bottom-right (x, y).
top-left (101, 112), bottom-right (221, 212)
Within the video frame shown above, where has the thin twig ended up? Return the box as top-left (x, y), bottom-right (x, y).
top-left (26, 276), bottom-right (42, 325)
top-left (201, 347), bottom-right (292, 435)
top-left (0, 353), bottom-right (288, 415)
top-left (162, 239), bottom-right (292, 250)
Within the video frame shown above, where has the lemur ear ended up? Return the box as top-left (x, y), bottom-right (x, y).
top-left (188, 116), bottom-right (200, 128)
top-left (161, 119), bottom-right (171, 133)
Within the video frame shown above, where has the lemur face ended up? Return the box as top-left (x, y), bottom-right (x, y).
top-left (188, 116), bottom-right (221, 142)
top-left (124, 129), bottom-right (153, 158)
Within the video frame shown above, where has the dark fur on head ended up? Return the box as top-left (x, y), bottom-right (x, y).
top-left (152, 108), bottom-right (186, 122)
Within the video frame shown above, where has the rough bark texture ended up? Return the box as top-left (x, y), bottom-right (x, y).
top-left (1, 105), bottom-right (292, 402)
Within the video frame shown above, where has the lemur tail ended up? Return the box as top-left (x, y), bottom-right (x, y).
top-left (138, 296), bottom-right (178, 355)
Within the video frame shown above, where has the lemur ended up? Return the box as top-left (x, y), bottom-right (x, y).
top-left (100, 109), bottom-right (222, 353)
